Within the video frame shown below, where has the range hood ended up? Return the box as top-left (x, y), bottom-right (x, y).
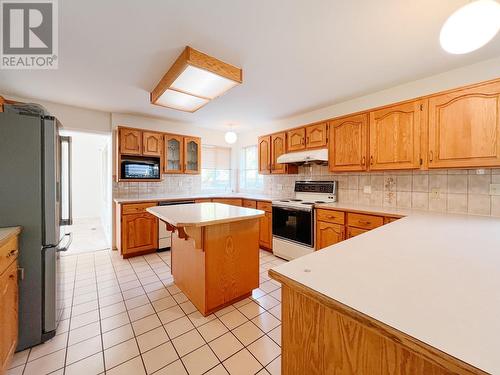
top-left (276, 148), bottom-right (328, 165)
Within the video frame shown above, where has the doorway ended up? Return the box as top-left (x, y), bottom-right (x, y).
top-left (60, 130), bottom-right (112, 254)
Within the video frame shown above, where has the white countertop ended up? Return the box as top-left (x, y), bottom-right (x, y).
top-left (271, 212), bottom-right (500, 374)
top-left (147, 202), bottom-right (265, 227)
top-left (315, 202), bottom-right (417, 217)
top-left (0, 226), bottom-right (21, 246)
top-left (114, 193), bottom-right (274, 204)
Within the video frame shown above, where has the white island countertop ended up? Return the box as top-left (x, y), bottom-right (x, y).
top-left (147, 202), bottom-right (264, 227)
top-left (270, 212), bottom-right (500, 374)
top-left (0, 226), bottom-right (21, 247)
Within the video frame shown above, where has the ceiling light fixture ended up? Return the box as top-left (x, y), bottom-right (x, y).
top-left (150, 46), bottom-right (243, 112)
top-left (440, 0), bottom-right (500, 54)
top-left (224, 124), bottom-right (238, 144)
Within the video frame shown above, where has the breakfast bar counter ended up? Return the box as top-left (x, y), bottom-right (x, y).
top-left (147, 203), bottom-right (264, 316)
top-left (269, 212), bottom-right (500, 375)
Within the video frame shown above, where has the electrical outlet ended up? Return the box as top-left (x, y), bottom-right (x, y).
top-left (430, 188), bottom-right (440, 199)
top-left (476, 169), bottom-right (486, 175)
top-left (363, 185), bottom-right (371, 194)
top-left (490, 184), bottom-right (500, 196)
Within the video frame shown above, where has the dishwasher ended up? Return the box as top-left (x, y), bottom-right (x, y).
top-left (157, 200), bottom-right (195, 251)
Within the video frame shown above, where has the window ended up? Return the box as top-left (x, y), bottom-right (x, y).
top-left (201, 145), bottom-right (231, 191)
top-left (240, 145), bottom-right (263, 191)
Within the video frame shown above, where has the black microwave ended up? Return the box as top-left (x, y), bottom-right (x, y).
top-left (121, 157), bottom-right (160, 180)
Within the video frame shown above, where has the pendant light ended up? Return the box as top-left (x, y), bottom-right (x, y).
top-left (224, 125), bottom-right (238, 144)
top-left (440, 0), bottom-right (500, 54)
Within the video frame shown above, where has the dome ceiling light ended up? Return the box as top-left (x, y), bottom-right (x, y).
top-left (440, 0), bottom-right (500, 54)
top-left (224, 124), bottom-right (238, 144)
top-left (150, 46), bottom-right (242, 112)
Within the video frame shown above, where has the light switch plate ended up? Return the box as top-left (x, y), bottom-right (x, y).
top-left (490, 184), bottom-right (500, 196)
top-left (363, 185), bottom-right (372, 194)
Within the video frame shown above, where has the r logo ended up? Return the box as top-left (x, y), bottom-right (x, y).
top-left (2, 2), bottom-right (52, 54)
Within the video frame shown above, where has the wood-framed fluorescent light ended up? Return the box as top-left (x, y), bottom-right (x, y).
top-left (150, 46), bottom-right (243, 112)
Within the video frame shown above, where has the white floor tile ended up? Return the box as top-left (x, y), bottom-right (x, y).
top-left (197, 319), bottom-right (229, 342)
top-left (64, 352), bottom-right (104, 375)
top-left (102, 323), bottom-right (135, 349)
top-left (219, 309), bottom-right (248, 330)
top-left (23, 348), bottom-right (66, 375)
top-left (247, 335), bottom-right (281, 366)
top-left (153, 359), bottom-right (187, 375)
top-left (209, 332), bottom-right (244, 361)
top-left (137, 326), bottom-right (169, 353)
top-left (66, 335), bottom-right (102, 365)
top-left (172, 329), bottom-right (205, 357)
top-left (223, 348), bottom-right (262, 375)
top-left (164, 316), bottom-right (195, 339)
top-left (132, 314), bottom-right (162, 336)
top-left (232, 321), bottom-right (264, 346)
top-left (104, 338), bottom-right (140, 370)
top-left (142, 341), bottom-right (179, 374)
top-left (251, 312), bottom-right (280, 333)
top-left (181, 345), bottom-right (220, 375)
top-left (106, 356), bottom-right (145, 375)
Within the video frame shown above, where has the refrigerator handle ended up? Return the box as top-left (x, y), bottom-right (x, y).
top-left (59, 136), bottom-right (73, 226)
top-left (56, 233), bottom-right (72, 252)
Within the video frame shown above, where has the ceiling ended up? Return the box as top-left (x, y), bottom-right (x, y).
top-left (1, 0), bottom-right (500, 132)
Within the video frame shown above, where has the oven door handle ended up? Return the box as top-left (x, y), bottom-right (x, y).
top-left (272, 206), bottom-right (312, 213)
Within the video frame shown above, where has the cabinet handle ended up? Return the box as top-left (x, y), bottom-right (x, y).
top-left (370, 156), bottom-right (374, 165)
top-left (358, 220), bottom-right (371, 225)
top-left (301, 138), bottom-right (305, 145)
top-left (306, 136), bottom-right (309, 144)
top-left (9, 274), bottom-right (15, 280)
top-left (7, 249), bottom-right (18, 258)
top-left (429, 150), bottom-right (433, 162)
top-left (361, 156), bottom-right (366, 166)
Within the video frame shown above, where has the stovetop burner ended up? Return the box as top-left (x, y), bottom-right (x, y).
top-left (279, 200), bottom-right (290, 202)
top-left (290, 199), bottom-right (302, 202)
top-left (301, 202), bottom-right (315, 205)
top-left (315, 200), bottom-right (326, 203)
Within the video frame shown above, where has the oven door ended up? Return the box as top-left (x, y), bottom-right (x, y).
top-left (272, 206), bottom-right (313, 247)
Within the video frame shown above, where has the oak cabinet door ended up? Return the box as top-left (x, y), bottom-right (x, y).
top-left (369, 100), bottom-right (424, 170)
top-left (329, 114), bottom-right (368, 172)
top-left (0, 261), bottom-right (18, 373)
top-left (258, 136), bottom-right (271, 174)
top-left (142, 131), bottom-right (163, 157)
top-left (121, 213), bottom-right (158, 255)
top-left (287, 128), bottom-right (306, 152)
top-left (212, 198), bottom-right (242, 206)
top-left (305, 122), bottom-right (328, 149)
top-left (428, 81), bottom-right (500, 168)
top-left (259, 212), bottom-right (272, 250)
top-left (119, 128), bottom-right (142, 155)
top-left (184, 137), bottom-right (201, 174)
top-left (316, 221), bottom-right (344, 250)
top-left (165, 134), bottom-right (184, 174)
top-left (271, 133), bottom-right (287, 174)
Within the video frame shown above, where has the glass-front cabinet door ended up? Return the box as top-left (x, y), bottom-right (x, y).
top-left (164, 134), bottom-right (183, 174)
top-left (184, 136), bottom-right (201, 174)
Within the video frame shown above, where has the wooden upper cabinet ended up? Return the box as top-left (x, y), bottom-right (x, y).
top-left (271, 133), bottom-right (287, 174)
top-left (428, 81), bottom-right (500, 168)
top-left (119, 128), bottom-right (142, 155)
top-left (164, 134), bottom-right (184, 174)
top-left (258, 135), bottom-right (271, 174)
top-left (142, 131), bottom-right (163, 157)
top-left (305, 123), bottom-right (328, 149)
top-left (329, 114), bottom-right (369, 172)
top-left (287, 128), bottom-right (306, 152)
top-left (184, 137), bottom-right (201, 174)
top-left (369, 100), bottom-right (425, 170)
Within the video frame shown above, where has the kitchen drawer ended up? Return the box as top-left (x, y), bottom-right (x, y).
top-left (122, 202), bottom-right (157, 215)
top-left (0, 235), bottom-right (18, 275)
top-left (316, 209), bottom-right (345, 225)
top-left (347, 212), bottom-right (383, 230)
top-left (347, 226), bottom-right (368, 238)
top-left (212, 198), bottom-right (243, 206)
top-left (242, 199), bottom-right (257, 208)
top-left (257, 201), bottom-right (272, 212)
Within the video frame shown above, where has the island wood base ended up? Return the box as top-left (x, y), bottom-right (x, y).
top-left (269, 271), bottom-right (486, 375)
top-left (171, 218), bottom-right (260, 316)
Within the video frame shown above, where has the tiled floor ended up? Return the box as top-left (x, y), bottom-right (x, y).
top-left (64, 217), bottom-right (109, 255)
top-left (7, 249), bottom-right (286, 375)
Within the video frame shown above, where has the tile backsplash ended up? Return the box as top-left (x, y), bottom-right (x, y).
top-left (245, 165), bottom-right (500, 217)
top-left (113, 166), bottom-right (500, 217)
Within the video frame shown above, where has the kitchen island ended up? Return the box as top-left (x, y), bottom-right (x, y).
top-left (269, 212), bottom-right (500, 375)
top-left (147, 202), bottom-right (264, 316)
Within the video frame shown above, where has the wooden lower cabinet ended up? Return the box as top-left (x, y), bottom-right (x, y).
top-left (271, 279), bottom-right (482, 375)
top-left (120, 203), bottom-right (158, 258)
top-left (315, 209), bottom-right (402, 250)
top-left (316, 221), bottom-right (344, 250)
top-left (259, 212), bottom-right (272, 251)
top-left (0, 230), bottom-right (19, 374)
top-left (242, 199), bottom-right (257, 208)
